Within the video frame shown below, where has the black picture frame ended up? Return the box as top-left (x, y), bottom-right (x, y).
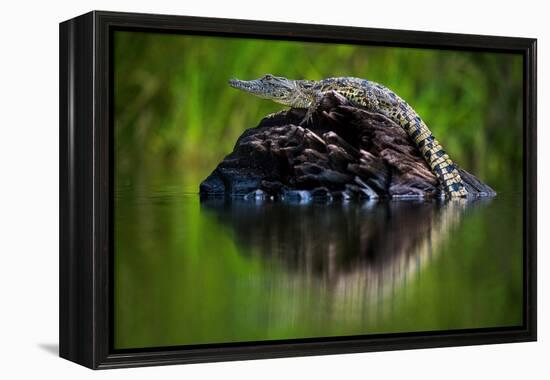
top-left (59, 10), bottom-right (537, 369)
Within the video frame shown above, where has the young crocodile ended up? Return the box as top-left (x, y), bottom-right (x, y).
top-left (229, 74), bottom-right (468, 198)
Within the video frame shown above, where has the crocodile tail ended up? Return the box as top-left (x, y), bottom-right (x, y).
top-left (403, 115), bottom-right (468, 198)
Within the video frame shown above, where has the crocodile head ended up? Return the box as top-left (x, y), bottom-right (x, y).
top-left (229, 74), bottom-right (313, 108)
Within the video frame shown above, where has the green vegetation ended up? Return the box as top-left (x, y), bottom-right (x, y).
top-left (114, 31), bottom-right (523, 194)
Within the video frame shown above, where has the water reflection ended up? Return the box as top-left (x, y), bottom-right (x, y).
top-left (115, 187), bottom-right (523, 348)
top-left (201, 198), bottom-right (485, 312)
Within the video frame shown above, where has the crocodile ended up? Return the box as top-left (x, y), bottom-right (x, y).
top-left (229, 74), bottom-right (468, 198)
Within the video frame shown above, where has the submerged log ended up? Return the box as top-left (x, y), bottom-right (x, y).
top-left (200, 92), bottom-right (496, 200)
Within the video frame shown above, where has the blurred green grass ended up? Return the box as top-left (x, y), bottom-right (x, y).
top-left (114, 31), bottom-right (523, 193)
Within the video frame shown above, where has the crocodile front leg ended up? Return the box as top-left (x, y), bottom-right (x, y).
top-left (299, 91), bottom-right (324, 126)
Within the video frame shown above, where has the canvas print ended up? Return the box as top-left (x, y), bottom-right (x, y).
top-left (113, 30), bottom-right (523, 350)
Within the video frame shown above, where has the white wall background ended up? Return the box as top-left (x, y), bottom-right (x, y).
top-left (0, 0), bottom-right (547, 378)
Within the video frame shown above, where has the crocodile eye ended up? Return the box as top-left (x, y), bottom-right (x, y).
top-left (264, 74), bottom-right (274, 80)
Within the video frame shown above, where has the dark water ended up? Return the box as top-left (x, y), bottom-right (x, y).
top-left (114, 185), bottom-right (523, 349)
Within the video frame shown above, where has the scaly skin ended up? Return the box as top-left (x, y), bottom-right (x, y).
top-left (229, 74), bottom-right (468, 198)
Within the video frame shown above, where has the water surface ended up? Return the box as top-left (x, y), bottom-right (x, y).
top-left (114, 183), bottom-right (523, 349)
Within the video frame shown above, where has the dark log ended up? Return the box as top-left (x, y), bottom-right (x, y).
top-left (200, 92), bottom-right (496, 200)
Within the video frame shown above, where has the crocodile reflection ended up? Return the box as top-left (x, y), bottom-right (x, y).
top-left (201, 199), bottom-right (486, 300)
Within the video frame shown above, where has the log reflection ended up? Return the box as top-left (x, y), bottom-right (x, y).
top-left (201, 198), bottom-right (487, 320)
